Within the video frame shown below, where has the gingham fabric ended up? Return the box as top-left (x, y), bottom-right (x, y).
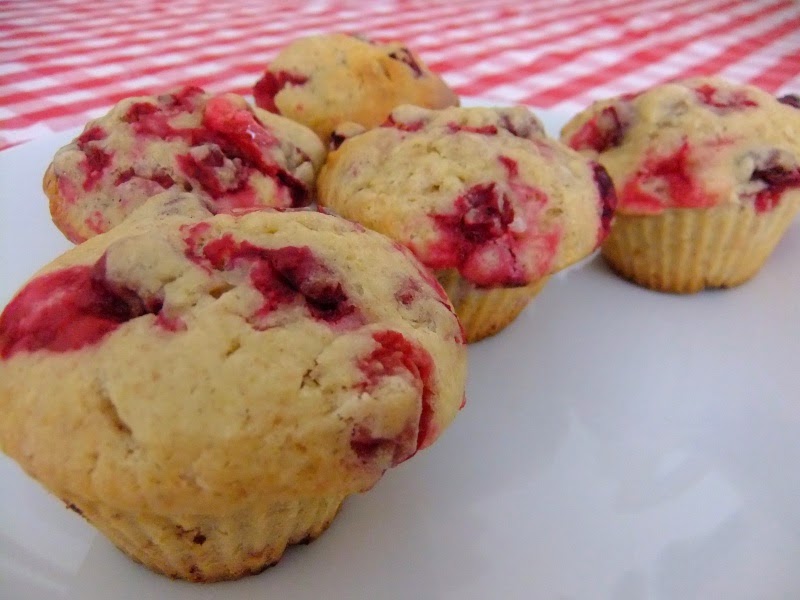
top-left (2, 0), bottom-right (799, 150)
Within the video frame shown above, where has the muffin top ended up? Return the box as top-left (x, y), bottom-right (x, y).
top-left (48, 86), bottom-right (325, 243)
top-left (0, 192), bottom-right (466, 514)
top-left (253, 33), bottom-right (459, 142)
top-left (318, 105), bottom-right (615, 289)
top-left (560, 77), bottom-right (800, 216)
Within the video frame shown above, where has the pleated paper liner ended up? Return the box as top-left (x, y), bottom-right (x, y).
top-left (65, 493), bottom-right (345, 582)
top-left (436, 268), bottom-right (550, 342)
top-left (601, 199), bottom-right (800, 294)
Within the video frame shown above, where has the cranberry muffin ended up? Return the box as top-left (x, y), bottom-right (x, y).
top-left (253, 33), bottom-right (459, 143)
top-left (562, 77), bottom-right (800, 293)
top-left (0, 191), bottom-right (466, 582)
top-left (45, 86), bottom-right (325, 243)
top-left (318, 105), bottom-right (616, 342)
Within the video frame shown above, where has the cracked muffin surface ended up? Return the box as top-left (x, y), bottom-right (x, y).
top-left (318, 104), bottom-right (615, 340)
top-left (253, 33), bottom-right (459, 142)
top-left (561, 77), bottom-right (800, 292)
top-left (45, 86), bottom-right (325, 244)
top-left (0, 191), bottom-right (466, 581)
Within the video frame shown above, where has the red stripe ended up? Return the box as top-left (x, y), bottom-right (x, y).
top-left (455, 0), bottom-right (749, 97)
top-left (0, 4), bottom-right (503, 106)
top-left (652, 15), bottom-right (800, 90)
top-left (428, 0), bottom-right (703, 74)
top-left (518, 0), bottom-right (791, 106)
top-left (747, 44), bottom-right (800, 91)
top-left (3, 0), bottom-right (800, 150)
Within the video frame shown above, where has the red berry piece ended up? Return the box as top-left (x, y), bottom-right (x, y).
top-left (459, 183), bottom-right (515, 243)
top-left (387, 47), bottom-right (423, 77)
top-left (123, 101), bottom-right (180, 139)
top-left (351, 330), bottom-right (436, 465)
top-left (253, 70), bottom-right (309, 114)
top-left (199, 95), bottom-right (310, 207)
top-left (591, 162), bottom-right (617, 243)
top-left (161, 86), bottom-right (205, 112)
top-left (114, 167), bottom-right (175, 190)
top-left (76, 126), bottom-right (107, 150)
top-left (382, 114), bottom-right (426, 132)
top-left (498, 114), bottom-right (537, 139)
top-left (568, 105), bottom-right (625, 153)
top-left (750, 155), bottom-right (800, 213)
top-left (202, 96), bottom-right (279, 167)
top-left (620, 141), bottom-right (713, 212)
top-left (0, 256), bottom-right (164, 359)
top-left (267, 246), bottom-right (357, 324)
top-left (176, 151), bottom-right (248, 200)
top-left (778, 94), bottom-right (800, 109)
top-left (183, 230), bottom-right (364, 329)
top-left (329, 131), bottom-right (348, 151)
top-left (394, 278), bottom-right (419, 306)
top-left (419, 155), bottom-right (557, 287)
top-left (693, 83), bottom-right (757, 112)
top-left (446, 123), bottom-right (498, 135)
top-left (81, 145), bottom-right (112, 191)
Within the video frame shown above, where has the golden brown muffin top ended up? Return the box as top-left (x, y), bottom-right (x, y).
top-left (0, 192), bottom-right (466, 515)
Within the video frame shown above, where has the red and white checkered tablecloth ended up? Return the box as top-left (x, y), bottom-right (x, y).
top-left (2, 0), bottom-right (799, 151)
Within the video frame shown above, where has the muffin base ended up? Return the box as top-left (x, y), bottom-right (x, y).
top-left (67, 494), bottom-right (345, 582)
top-left (602, 201), bottom-right (800, 294)
top-left (436, 269), bottom-right (550, 342)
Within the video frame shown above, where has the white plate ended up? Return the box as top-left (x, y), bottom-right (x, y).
top-left (1, 107), bottom-right (800, 600)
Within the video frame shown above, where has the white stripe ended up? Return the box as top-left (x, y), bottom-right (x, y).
top-left (543, 0), bottom-right (792, 106)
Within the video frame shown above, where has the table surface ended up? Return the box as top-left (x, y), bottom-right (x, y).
top-left (2, 0), bottom-right (799, 150)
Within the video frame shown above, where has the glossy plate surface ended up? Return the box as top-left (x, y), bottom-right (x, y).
top-left (1, 105), bottom-right (799, 600)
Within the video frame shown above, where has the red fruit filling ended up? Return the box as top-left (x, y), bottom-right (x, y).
top-left (498, 114), bottom-right (538, 139)
top-left (387, 47), bottom-right (423, 77)
top-left (177, 95), bottom-right (307, 208)
top-left (0, 255), bottom-right (165, 359)
top-left (620, 141), bottom-right (713, 213)
top-left (419, 156), bottom-right (557, 287)
top-left (329, 131), bottom-right (348, 151)
top-left (351, 330), bottom-right (436, 465)
top-left (81, 145), bottom-right (112, 191)
top-left (568, 105), bottom-right (625, 153)
top-left (84, 211), bottom-right (108, 235)
top-left (253, 70), bottom-right (308, 114)
top-left (119, 88), bottom-right (309, 208)
top-left (382, 114), bottom-right (426, 132)
top-left (750, 160), bottom-right (800, 213)
top-left (591, 162), bottom-right (617, 243)
top-left (394, 277), bottom-right (420, 306)
top-left (182, 227), bottom-right (363, 328)
top-left (693, 83), bottom-right (758, 112)
top-left (114, 167), bottom-right (175, 190)
top-left (446, 123), bottom-right (498, 135)
top-left (424, 182), bottom-right (522, 285)
top-left (160, 85), bottom-right (205, 112)
top-left (77, 126), bottom-right (107, 149)
top-left (778, 94), bottom-right (800, 109)
top-left (123, 102), bottom-right (178, 138)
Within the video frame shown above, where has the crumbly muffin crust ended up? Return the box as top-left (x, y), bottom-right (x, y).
top-left (319, 104), bottom-right (614, 289)
top-left (1, 191), bottom-right (466, 519)
top-left (561, 77), bottom-right (800, 216)
top-left (253, 33), bottom-right (459, 142)
top-left (46, 87), bottom-right (325, 243)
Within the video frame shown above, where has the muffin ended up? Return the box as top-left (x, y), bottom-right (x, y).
top-left (0, 191), bottom-right (466, 582)
top-left (44, 86), bottom-right (325, 244)
top-left (253, 33), bottom-right (459, 143)
top-left (318, 105), bottom-right (616, 342)
top-left (561, 77), bottom-right (800, 293)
